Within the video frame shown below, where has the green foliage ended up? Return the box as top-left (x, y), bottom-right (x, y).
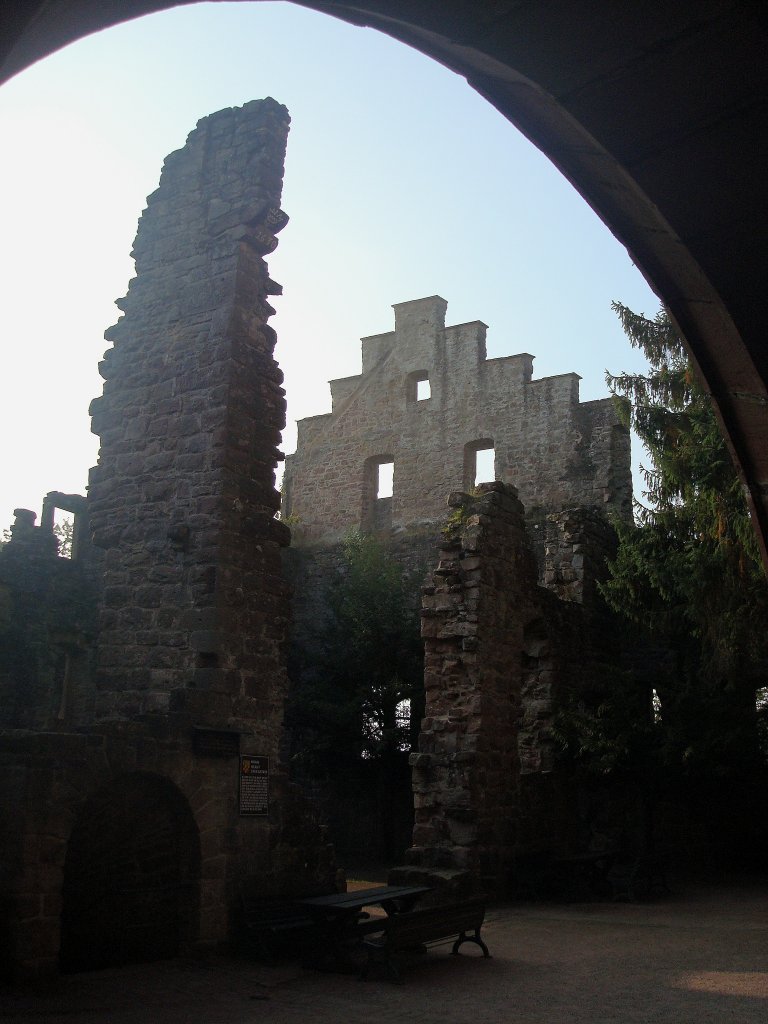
top-left (607, 303), bottom-right (759, 561)
top-left (54, 520), bottom-right (74, 558)
top-left (0, 519), bottom-right (73, 556)
top-left (596, 303), bottom-right (768, 775)
top-left (553, 665), bottom-right (658, 777)
top-left (287, 530), bottom-right (424, 773)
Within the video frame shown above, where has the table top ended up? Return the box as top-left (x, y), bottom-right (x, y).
top-left (299, 884), bottom-right (431, 912)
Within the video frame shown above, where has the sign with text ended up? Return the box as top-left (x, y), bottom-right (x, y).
top-left (239, 755), bottom-right (269, 816)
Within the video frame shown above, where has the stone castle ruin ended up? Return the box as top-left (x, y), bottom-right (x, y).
top-left (1, 96), bottom-right (639, 980)
top-left (0, 100), bottom-right (334, 982)
top-left (281, 298), bottom-right (634, 890)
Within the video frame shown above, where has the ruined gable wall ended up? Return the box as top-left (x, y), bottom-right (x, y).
top-left (282, 295), bottom-right (631, 542)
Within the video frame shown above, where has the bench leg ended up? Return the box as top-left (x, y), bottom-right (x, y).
top-left (452, 928), bottom-right (490, 958)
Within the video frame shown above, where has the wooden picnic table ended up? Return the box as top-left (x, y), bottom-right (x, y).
top-left (300, 884), bottom-right (431, 919)
top-left (299, 885), bottom-right (432, 969)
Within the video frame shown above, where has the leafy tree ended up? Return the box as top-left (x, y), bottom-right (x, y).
top-left (54, 519), bottom-right (74, 558)
top-left (553, 665), bottom-right (663, 779)
top-left (599, 303), bottom-right (768, 777)
top-left (286, 530), bottom-right (425, 859)
top-left (287, 529), bottom-right (424, 773)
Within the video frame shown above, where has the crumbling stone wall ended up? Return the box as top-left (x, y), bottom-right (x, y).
top-left (282, 295), bottom-right (631, 543)
top-left (409, 485), bottom-right (536, 893)
top-left (0, 505), bottom-right (98, 731)
top-left (88, 98), bottom-right (291, 731)
top-left (0, 100), bottom-right (335, 983)
top-left (393, 484), bottom-right (619, 897)
top-left (544, 508), bottom-right (619, 608)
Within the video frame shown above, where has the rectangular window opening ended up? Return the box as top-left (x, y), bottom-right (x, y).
top-left (416, 377), bottom-right (431, 401)
top-left (377, 460), bottom-right (394, 499)
top-left (474, 446), bottom-right (495, 487)
top-left (53, 509), bottom-right (75, 559)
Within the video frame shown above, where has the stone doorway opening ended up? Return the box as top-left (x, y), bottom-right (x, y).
top-left (60, 772), bottom-right (200, 973)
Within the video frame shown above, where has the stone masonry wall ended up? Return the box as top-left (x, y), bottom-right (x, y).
top-left (0, 507), bottom-right (98, 732)
top-left (407, 484), bottom-right (540, 895)
top-left (396, 485), bottom-right (616, 896)
top-left (282, 295), bottom-right (632, 543)
top-left (543, 508), bottom-right (619, 608)
top-left (88, 98), bottom-right (291, 737)
top-left (0, 721), bottom-right (334, 981)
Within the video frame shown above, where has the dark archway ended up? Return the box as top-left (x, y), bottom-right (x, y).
top-left (60, 772), bottom-right (200, 973)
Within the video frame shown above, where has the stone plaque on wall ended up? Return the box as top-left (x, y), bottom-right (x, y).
top-left (239, 755), bottom-right (269, 816)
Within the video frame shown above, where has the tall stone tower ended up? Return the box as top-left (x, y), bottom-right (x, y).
top-left (88, 98), bottom-right (292, 742)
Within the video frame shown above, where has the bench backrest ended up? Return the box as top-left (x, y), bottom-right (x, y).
top-left (384, 899), bottom-right (485, 948)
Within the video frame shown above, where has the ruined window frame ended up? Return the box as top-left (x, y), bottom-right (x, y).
top-left (362, 454), bottom-right (395, 529)
top-left (406, 370), bottom-right (431, 404)
top-left (463, 439), bottom-right (495, 489)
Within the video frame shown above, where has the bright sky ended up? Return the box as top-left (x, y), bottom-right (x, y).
top-left (0, 1), bottom-right (660, 529)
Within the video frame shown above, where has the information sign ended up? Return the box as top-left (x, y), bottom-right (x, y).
top-left (239, 754), bottom-right (269, 816)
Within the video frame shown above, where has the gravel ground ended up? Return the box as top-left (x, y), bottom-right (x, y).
top-left (2, 878), bottom-right (766, 1023)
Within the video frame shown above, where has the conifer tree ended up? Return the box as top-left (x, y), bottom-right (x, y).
top-left (601, 303), bottom-right (768, 774)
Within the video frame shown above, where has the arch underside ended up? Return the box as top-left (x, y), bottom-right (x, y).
top-left (2, 0), bottom-right (766, 563)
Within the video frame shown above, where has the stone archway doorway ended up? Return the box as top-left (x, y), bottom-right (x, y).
top-left (60, 772), bottom-right (200, 973)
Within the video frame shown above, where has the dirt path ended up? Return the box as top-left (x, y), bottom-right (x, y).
top-left (2, 878), bottom-right (766, 1023)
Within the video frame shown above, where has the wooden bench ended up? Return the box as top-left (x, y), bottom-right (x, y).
top-left (360, 898), bottom-right (490, 982)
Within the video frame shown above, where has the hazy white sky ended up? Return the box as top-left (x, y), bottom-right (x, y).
top-left (0, 1), bottom-right (660, 528)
